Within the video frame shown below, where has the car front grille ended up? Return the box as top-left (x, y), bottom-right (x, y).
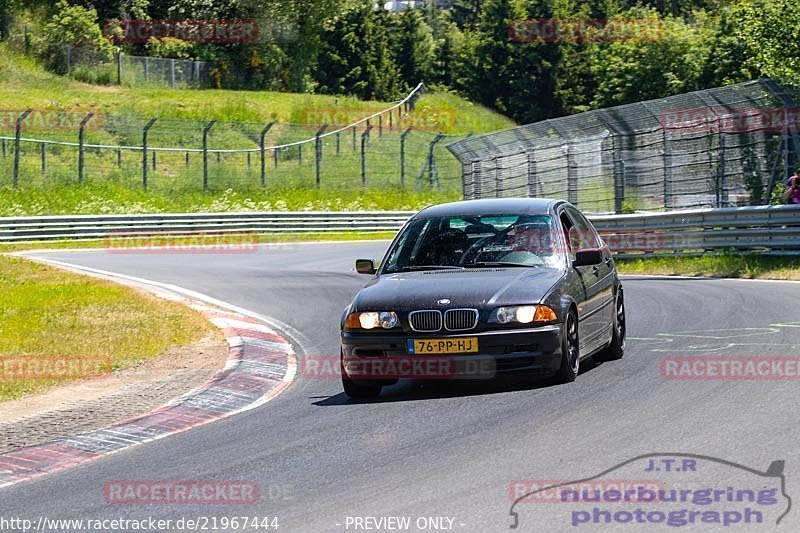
top-left (444, 309), bottom-right (479, 331)
top-left (408, 310), bottom-right (442, 332)
top-left (408, 309), bottom-right (479, 332)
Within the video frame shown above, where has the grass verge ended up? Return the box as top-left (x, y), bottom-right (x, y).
top-left (616, 254), bottom-right (800, 281)
top-left (0, 254), bottom-right (215, 401)
top-left (0, 45), bottom-right (515, 134)
top-left (0, 185), bottom-right (459, 217)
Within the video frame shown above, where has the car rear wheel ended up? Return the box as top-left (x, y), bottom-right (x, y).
top-left (553, 311), bottom-right (579, 383)
top-left (596, 290), bottom-right (625, 362)
top-left (340, 352), bottom-right (382, 399)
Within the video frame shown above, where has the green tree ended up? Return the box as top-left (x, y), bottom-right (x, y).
top-left (41, 0), bottom-right (114, 56)
top-left (392, 8), bottom-right (435, 86)
top-left (696, 8), bottom-right (754, 87)
top-left (587, 8), bottom-right (708, 108)
top-left (315, 1), bottom-right (401, 100)
top-left (0, 0), bottom-right (16, 41)
top-left (730, 0), bottom-right (800, 82)
top-left (451, 0), bottom-right (481, 29)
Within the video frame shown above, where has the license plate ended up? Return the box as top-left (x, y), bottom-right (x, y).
top-left (409, 338), bottom-right (479, 355)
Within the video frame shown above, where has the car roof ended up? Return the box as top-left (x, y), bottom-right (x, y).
top-left (413, 198), bottom-right (565, 219)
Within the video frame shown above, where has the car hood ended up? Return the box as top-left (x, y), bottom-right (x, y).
top-left (352, 267), bottom-right (566, 312)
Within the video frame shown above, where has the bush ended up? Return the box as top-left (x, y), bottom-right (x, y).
top-left (146, 37), bottom-right (193, 60)
top-left (38, 0), bottom-right (113, 74)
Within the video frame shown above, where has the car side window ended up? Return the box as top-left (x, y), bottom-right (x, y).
top-left (384, 220), bottom-right (429, 270)
top-left (565, 208), bottom-right (601, 251)
top-left (559, 211), bottom-right (575, 257)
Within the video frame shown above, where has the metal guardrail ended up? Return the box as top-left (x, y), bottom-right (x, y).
top-left (0, 212), bottom-right (413, 242)
top-left (1, 205), bottom-right (799, 257)
top-left (592, 204), bottom-right (800, 257)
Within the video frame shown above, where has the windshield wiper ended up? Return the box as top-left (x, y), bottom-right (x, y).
top-left (393, 265), bottom-right (464, 272)
top-left (462, 262), bottom-right (533, 268)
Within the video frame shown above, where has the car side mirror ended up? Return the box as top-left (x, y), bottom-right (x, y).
top-left (355, 259), bottom-right (377, 275)
top-left (573, 248), bottom-right (603, 267)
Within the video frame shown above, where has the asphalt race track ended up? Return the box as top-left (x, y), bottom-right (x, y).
top-left (3, 242), bottom-right (800, 532)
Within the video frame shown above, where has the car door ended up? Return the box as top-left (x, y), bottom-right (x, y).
top-left (563, 206), bottom-right (613, 352)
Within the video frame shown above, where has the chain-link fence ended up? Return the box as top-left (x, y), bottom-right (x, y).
top-left (447, 78), bottom-right (800, 213)
top-left (0, 84), bottom-right (465, 193)
top-left (11, 36), bottom-right (216, 88)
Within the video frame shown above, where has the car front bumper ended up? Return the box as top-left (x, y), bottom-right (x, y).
top-left (341, 324), bottom-right (563, 380)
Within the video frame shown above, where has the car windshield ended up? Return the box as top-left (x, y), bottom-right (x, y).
top-left (381, 214), bottom-right (563, 273)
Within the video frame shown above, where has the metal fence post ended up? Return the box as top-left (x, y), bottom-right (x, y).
top-left (1, 139), bottom-right (6, 157)
top-left (116, 148), bottom-right (122, 167)
top-left (315, 125), bottom-right (328, 187)
top-left (361, 125), bottom-right (373, 186)
top-left (352, 125), bottom-right (357, 151)
top-left (152, 150), bottom-right (157, 170)
top-left (418, 134), bottom-right (445, 189)
top-left (400, 127), bottom-right (413, 186)
top-left (527, 152), bottom-right (538, 197)
top-left (77, 112), bottom-right (95, 183)
top-left (12, 109), bottom-right (32, 188)
top-left (663, 131), bottom-right (673, 210)
top-left (169, 59), bottom-right (175, 88)
top-left (258, 122), bottom-right (275, 187)
top-left (544, 119), bottom-right (577, 204)
top-left (202, 120), bottom-right (216, 191)
top-left (298, 144), bottom-right (303, 165)
top-left (595, 112), bottom-right (625, 213)
top-left (141, 118), bottom-right (157, 190)
top-left (185, 152), bottom-right (190, 166)
top-left (274, 147), bottom-right (279, 168)
top-left (718, 123), bottom-right (727, 207)
top-left (41, 143), bottom-right (47, 175)
top-left (336, 132), bottom-right (341, 155)
top-left (144, 56), bottom-right (149, 82)
top-left (116, 48), bottom-right (122, 85)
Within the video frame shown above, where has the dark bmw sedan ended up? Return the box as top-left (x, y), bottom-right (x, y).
top-left (339, 198), bottom-right (625, 399)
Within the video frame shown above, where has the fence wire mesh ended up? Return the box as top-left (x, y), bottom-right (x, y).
top-left (0, 85), bottom-right (465, 193)
top-left (447, 79), bottom-right (800, 213)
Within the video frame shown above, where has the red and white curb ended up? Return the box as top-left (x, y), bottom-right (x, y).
top-left (0, 272), bottom-right (297, 489)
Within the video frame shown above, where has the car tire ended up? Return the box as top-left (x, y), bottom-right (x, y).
top-left (553, 310), bottom-right (579, 384)
top-left (596, 290), bottom-right (625, 362)
top-left (340, 353), bottom-right (382, 399)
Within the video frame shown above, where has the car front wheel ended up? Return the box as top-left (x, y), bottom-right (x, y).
top-left (340, 351), bottom-right (382, 399)
top-left (553, 311), bottom-right (579, 383)
top-left (596, 290), bottom-right (625, 362)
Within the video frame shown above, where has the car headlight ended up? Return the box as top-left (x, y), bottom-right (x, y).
top-left (345, 311), bottom-right (399, 330)
top-left (490, 305), bottom-right (557, 325)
